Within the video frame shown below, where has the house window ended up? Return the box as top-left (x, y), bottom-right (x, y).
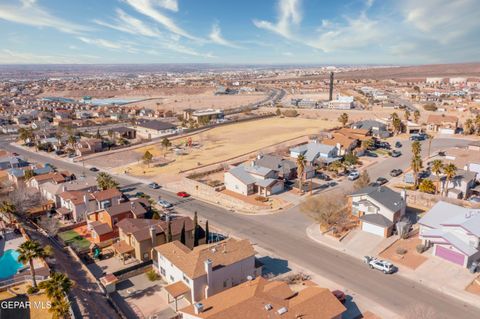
top-left (143, 252), bottom-right (149, 260)
top-left (223, 280), bottom-right (228, 288)
top-left (160, 267), bottom-right (166, 276)
top-left (169, 275), bottom-right (174, 282)
top-left (183, 274), bottom-right (190, 284)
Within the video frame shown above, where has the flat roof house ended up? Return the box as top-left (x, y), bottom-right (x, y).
top-left (349, 186), bottom-right (406, 237)
top-left (154, 238), bottom-right (262, 304)
top-left (179, 277), bottom-right (346, 319)
top-left (419, 201), bottom-right (480, 268)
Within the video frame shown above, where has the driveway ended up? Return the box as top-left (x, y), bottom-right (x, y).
top-left (341, 230), bottom-right (387, 258)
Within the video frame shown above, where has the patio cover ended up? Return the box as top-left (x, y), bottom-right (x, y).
top-left (112, 240), bottom-right (135, 255)
top-left (164, 281), bottom-right (191, 299)
top-left (56, 207), bottom-right (71, 215)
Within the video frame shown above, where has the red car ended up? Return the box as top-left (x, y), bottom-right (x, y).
top-left (332, 290), bottom-right (346, 303)
top-left (177, 191), bottom-right (190, 198)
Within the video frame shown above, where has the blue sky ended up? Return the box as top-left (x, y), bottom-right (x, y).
top-left (0, 0), bottom-right (479, 64)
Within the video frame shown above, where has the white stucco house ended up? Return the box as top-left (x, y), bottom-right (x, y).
top-left (289, 141), bottom-right (340, 165)
top-left (419, 201), bottom-right (480, 268)
top-left (224, 163), bottom-right (284, 196)
top-left (349, 186), bottom-right (406, 237)
top-left (154, 239), bottom-right (262, 304)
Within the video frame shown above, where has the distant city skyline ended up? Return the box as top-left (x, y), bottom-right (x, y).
top-left (0, 0), bottom-right (479, 64)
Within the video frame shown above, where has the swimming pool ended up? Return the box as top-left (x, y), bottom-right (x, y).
top-left (0, 249), bottom-right (24, 279)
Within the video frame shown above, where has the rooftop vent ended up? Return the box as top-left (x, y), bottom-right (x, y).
top-left (246, 275), bottom-right (253, 281)
top-left (194, 302), bottom-right (204, 315)
top-left (264, 304), bottom-right (273, 311)
top-left (277, 307), bottom-right (288, 315)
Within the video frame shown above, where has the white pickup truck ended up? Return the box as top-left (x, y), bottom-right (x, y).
top-left (363, 256), bottom-right (396, 274)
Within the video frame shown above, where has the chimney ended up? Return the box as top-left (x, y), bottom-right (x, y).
top-left (329, 72), bottom-right (334, 101)
top-left (83, 194), bottom-right (88, 205)
top-left (401, 189), bottom-right (406, 201)
top-left (62, 185), bottom-right (67, 192)
top-left (149, 226), bottom-right (156, 247)
top-left (165, 214), bottom-right (170, 222)
top-left (204, 259), bottom-right (213, 298)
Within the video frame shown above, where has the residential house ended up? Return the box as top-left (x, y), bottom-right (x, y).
top-left (87, 198), bottom-right (150, 244)
top-left (419, 201), bottom-right (480, 268)
top-left (224, 163), bottom-right (284, 196)
top-left (114, 216), bottom-right (194, 261)
top-left (289, 140), bottom-right (340, 166)
top-left (135, 120), bottom-right (177, 139)
top-left (253, 154), bottom-right (297, 180)
top-left (58, 188), bottom-right (122, 222)
top-left (0, 156), bottom-right (28, 170)
top-left (351, 120), bottom-right (390, 139)
top-left (428, 169), bottom-right (477, 199)
top-left (27, 171), bottom-right (74, 190)
top-left (75, 138), bottom-right (103, 156)
top-left (183, 109), bottom-right (224, 123)
top-left (108, 127), bottom-right (137, 140)
top-left (40, 176), bottom-right (97, 208)
top-left (321, 128), bottom-right (369, 156)
top-left (179, 277), bottom-right (346, 319)
top-left (349, 186), bottom-right (406, 237)
top-left (7, 166), bottom-right (54, 186)
top-left (426, 115), bottom-right (458, 134)
top-left (155, 238), bottom-right (262, 303)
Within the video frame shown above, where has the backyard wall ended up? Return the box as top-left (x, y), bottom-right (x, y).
top-left (180, 178), bottom-right (267, 212)
top-left (404, 190), bottom-right (479, 210)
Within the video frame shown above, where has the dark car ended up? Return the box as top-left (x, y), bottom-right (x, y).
top-left (368, 182), bottom-right (380, 187)
top-left (390, 169), bottom-right (403, 177)
top-left (376, 142), bottom-right (391, 149)
top-left (89, 167), bottom-right (99, 172)
top-left (365, 151), bottom-right (378, 158)
top-left (389, 150), bottom-right (402, 157)
top-left (148, 182), bottom-right (160, 189)
top-left (395, 141), bottom-right (402, 148)
top-left (376, 177), bottom-right (388, 185)
top-left (134, 191), bottom-right (146, 198)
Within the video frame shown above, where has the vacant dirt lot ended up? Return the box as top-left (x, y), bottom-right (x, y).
top-left (114, 117), bottom-right (336, 181)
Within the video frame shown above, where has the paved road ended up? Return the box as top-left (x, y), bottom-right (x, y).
top-left (1, 136), bottom-right (479, 318)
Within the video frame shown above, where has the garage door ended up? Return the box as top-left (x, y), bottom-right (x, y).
top-left (435, 245), bottom-right (465, 266)
top-left (361, 222), bottom-right (385, 237)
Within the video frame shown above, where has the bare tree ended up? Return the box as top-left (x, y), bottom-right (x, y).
top-left (300, 190), bottom-right (349, 230)
top-left (403, 304), bottom-right (442, 319)
top-left (7, 186), bottom-right (42, 220)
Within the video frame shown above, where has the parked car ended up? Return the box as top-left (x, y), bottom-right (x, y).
top-left (365, 151), bottom-right (378, 158)
top-left (148, 182), bottom-right (160, 189)
top-left (469, 196), bottom-right (480, 203)
top-left (389, 150), bottom-right (402, 157)
top-left (363, 256), bottom-right (396, 274)
top-left (89, 167), bottom-right (99, 172)
top-left (395, 141), bottom-right (402, 148)
top-left (368, 182), bottom-right (380, 187)
top-left (134, 192), bottom-right (145, 198)
top-left (348, 171), bottom-right (360, 181)
top-left (332, 290), bottom-right (346, 303)
top-left (177, 191), bottom-right (190, 198)
top-left (157, 199), bottom-right (173, 208)
top-left (376, 177), bottom-right (388, 185)
top-left (376, 141), bottom-right (390, 149)
top-left (390, 169), bottom-right (403, 177)
top-left (317, 173), bottom-right (331, 181)
top-left (438, 151), bottom-right (446, 157)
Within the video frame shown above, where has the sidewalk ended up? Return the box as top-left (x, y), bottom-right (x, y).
top-left (306, 223), bottom-right (480, 310)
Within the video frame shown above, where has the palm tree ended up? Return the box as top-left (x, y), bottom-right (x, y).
top-left (430, 160), bottom-right (443, 194)
top-left (411, 155), bottom-right (423, 188)
top-left (404, 109), bottom-right (411, 121)
top-left (39, 272), bottom-right (73, 319)
top-left (411, 140), bottom-right (422, 157)
top-left (296, 154), bottom-right (306, 193)
top-left (17, 240), bottom-right (48, 289)
top-left (67, 135), bottom-right (76, 149)
top-left (413, 110), bottom-right (421, 123)
top-left (96, 172), bottom-right (119, 190)
top-left (443, 163), bottom-right (457, 197)
top-left (0, 200), bottom-right (16, 224)
top-left (426, 134), bottom-right (433, 158)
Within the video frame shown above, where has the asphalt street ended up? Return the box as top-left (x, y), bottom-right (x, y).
top-left (1, 136), bottom-right (478, 318)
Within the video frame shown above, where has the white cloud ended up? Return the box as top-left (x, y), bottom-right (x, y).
top-left (209, 23), bottom-right (241, 48)
top-left (77, 36), bottom-right (140, 54)
top-left (308, 13), bottom-right (384, 52)
top-left (0, 0), bottom-right (89, 34)
top-left (0, 49), bottom-right (97, 64)
top-left (253, 0), bottom-right (302, 38)
top-left (157, 0), bottom-right (178, 12)
top-left (124, 0), bottom-right (196, 40)
top-left (94, 8), bottom-right (161, 37)
top-left (399, 0), bottom-right (480, 44)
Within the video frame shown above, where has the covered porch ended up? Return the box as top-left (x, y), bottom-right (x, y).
top-left (112, 240), bottom-right (135, 264)
top-left (164, 281), bottom-right (191, 312)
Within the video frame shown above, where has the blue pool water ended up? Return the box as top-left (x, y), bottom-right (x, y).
top-left (0, 250), bottom-right (24, 279)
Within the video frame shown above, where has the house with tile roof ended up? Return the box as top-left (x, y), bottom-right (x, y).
top-left (39, 176), bottom-right (97, 208)
top-left (27, 171), bottom-right (74, 189)
top-left (419, 201), bottom-right (480, 268)
top-left (426, 114), bottom-right (458, 134)
top-left (114, 216), bottom-right (195, 261)
top-left (179, 277), bottom-right (346, 319)
top-left (154, 238), bottom-right (262, 304)
top-left (349, 186), bottom-right (406, 237)
top-left (58, 188), bottom-right (122, 222)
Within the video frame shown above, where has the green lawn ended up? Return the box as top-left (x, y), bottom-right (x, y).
top-left (58, 230), bottom-right (91, 251)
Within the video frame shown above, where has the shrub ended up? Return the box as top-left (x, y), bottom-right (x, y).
top-left (416, 244), bottom-right (427, 254)
top-left (27, 285), bottom-right (39, 294)
top-left (146, 269), bottom-right (159, 281)
top-left (423, 104), bottom-right (437, 111)
top-left (255, 196), bottom-right (268, 202)
top-left (396, 247), bottom-right (408, 255)
top-left (282, 109), bottom-right (298, 117)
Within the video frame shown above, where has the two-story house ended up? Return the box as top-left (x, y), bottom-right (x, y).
top-left (114, 216), bottom-right (194, 261)
top-left (154, 238), bottom-right (262, 303)
top-left (419, 201), bottom-right (480, 268)
top-left (349, 186), bottom-right (406, 237)
top-left (289, 140), bottom-right (340, 166)
top-left (426, 114), bottom-right (458, 134)
top-left (224, 163), bottom-right (284, 196)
